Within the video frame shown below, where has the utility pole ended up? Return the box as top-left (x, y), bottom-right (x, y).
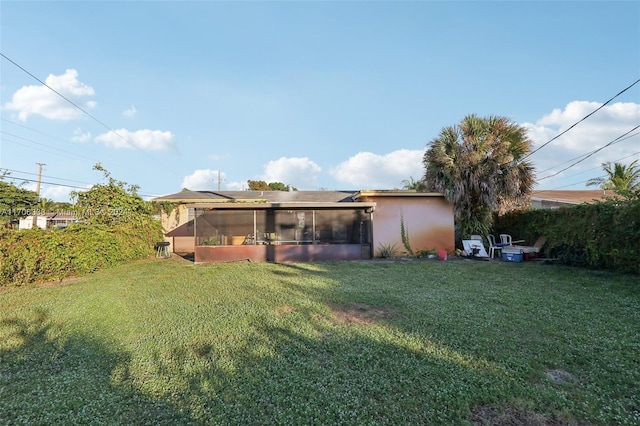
top-left (214, 170), bottom-right (224, 191)
top-left (32, 163), bottom-right (45, 228)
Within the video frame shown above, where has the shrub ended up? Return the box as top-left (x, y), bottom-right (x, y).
top-left (0, 165), bottom-right (164, 286)
top-left (494, 191), bottom-right (640, 274)
top-left (0, 222), bottom-right (162, 286)
top-left (377, 243), bottom-right (399, 259)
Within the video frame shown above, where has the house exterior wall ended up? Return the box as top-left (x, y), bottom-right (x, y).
top-left (161, 204), bottom-right (192, 252)
top-left (195, 243), bottom-right (366, 263)
top-left (358, 195), bottom-right (455, 256)
top-left (156, 192), bottom-right (455, 261)
top-left (18, 216), bottom-right (47, 230)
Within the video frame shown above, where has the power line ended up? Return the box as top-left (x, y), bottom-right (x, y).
top-left (521, 78), bottom-right (640, 162)
top-left (1, 173), bottom-right (161, 199)
top-left (0, 53), bottom-right (181, 178)
top-left (0, 53), bottom-right (144, 152)
top-left (544, 149), bottom-right (640, 190)
top-left (538, 125), bottom-right (640, 181)
top-left (535, 129), bottom-right (640, 175)
top-left (1, 130), bottom-right (104, 163)
top-left (2, 167), bottom-right (95, 186)
top-left (2, 175), bottom-right (88, 191)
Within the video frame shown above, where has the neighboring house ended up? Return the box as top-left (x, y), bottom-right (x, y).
top-left (18, 212), bottom-right (77, 230)
top-left (152, 189), bottom-right (455, 263)
top-left (530, 190), bottom-right (617, 209)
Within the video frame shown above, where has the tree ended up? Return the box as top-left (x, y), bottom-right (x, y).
top-left (36, 198), bottom-right (73, 213)
top-left (0, 179), bottom-right (39, 224)
top-left (247, 180), bottom-right (271, 191)
top-left (586, 160), bottom-right (640, 194)
top-left (70, 164), bottom-right (154, 227)
top-left (423, 115), bottom-right (535, 239)
top-left (247, 180), bottom-right (297, 191)
top-left (401, 177), bottom-right (426, 191)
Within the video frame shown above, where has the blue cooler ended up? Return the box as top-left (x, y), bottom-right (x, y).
top-left (502, 248), bottom-right (523, 263)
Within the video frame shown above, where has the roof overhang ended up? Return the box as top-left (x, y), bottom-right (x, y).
top-left (188, 202), bottom-right (376, 210)
top-left (356, 190), bottom-right (444, 198)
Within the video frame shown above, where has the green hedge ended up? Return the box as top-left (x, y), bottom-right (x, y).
top-left (0, 222), bottom-right (163, 286)
top-left (494, 195), bottom-right (640, 274)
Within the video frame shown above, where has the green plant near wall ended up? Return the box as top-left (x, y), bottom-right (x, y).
top-left (400, 214), bottom-right (414, 256)
top-left (377, 242), bottom-right (399, 258)
top-left (201, 236), bottom-right (221, 246)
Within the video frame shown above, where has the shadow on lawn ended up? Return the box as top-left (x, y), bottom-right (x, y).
top-left (0, 309), bottom-right (195, 425)
top-left (1, 264), bottom-right (580, 425)
top-left (131, 298), bottom-right (571, 425)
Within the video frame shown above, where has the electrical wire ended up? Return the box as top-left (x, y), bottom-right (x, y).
top-left (0, 53), bottom-right (144, 152)
top-left (521, 78), bottom-right (640, 162)
top-left (0, 53), bottom-right (181, 178)
top-left (538, 125), bottom-right (640, 181)
top-left (2, 168), bottom-right (95, 186)
top-left (535, 130), bottom-right (640, 175)
top-left (1, 131), bottom-right (105, 163)
top-left (543, 149), bottom-right (640, 190)
top-left (1, 173), bottom-right (161, 199)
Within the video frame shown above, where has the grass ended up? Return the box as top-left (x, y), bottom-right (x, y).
top-left (1, 257), bottom-right (639, 425)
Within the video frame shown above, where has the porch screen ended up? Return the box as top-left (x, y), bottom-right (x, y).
top-left (314, 210), bottom-right (370, 244)
top-left (195, 208), bottom-right (370, 245)
top-left (195, 210), bottom-right (255, 246)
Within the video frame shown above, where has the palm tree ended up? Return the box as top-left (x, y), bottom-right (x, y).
top-left (423, 114), bottom-right (535, 239)
top-left (586, 160), bottom-right (640, 193)
top-left (401, 177), bottom-right (426, 190)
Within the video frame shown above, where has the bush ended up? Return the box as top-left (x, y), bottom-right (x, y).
top-left (494, 192), bottom-right (640, 274)
top-left (0, 165), bottom-right (164, 286)
top-left (0, 222), bottom-right (162, 286)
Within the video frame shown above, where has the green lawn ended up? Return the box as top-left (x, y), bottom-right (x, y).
top-left (1, 257), bottom-right (638, 425)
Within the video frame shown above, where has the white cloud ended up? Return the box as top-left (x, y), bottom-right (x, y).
top-left (123, 105), bottom-right (137, 118)
top-left (71, 128), bottom-right (91, 143)
top-left (22, 182), bottom-right (78, 203)
top-left (261, 157), bottom-right (322, 189)
top-left (4, 69), bottom-right (95, 121)
top-left (182, 169), bottom-right (225, 191)
top-left (224, 180), bottom-right (247, 191)
top-left (330, 149), bottom-right (424, 189)
top-left (522, 101), bottom-right (640, 187)
top-left (40, 184), bottom-right (76, 202)
top-left (95, 128), bottom-right (175, 151)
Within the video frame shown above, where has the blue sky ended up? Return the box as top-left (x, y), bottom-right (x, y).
top-left (1, 1), bottom-right (639, 201)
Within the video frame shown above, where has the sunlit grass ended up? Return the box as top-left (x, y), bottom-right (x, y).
top-left (1, 258), bottom-right (638, 425)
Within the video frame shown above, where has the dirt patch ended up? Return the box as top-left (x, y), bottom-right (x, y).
top-left (37, 276), bottom-right (84, 288)
top-left (275, 305), bottom-right (296, 316)
top-left (544, 369), bottom-right (576, 384)
top-left (328, 302), bottom-right (399, 325)
top-left (471, 405), bottom-right (575, 425)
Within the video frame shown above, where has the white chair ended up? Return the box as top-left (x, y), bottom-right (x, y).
top-left (486, 234), bottom-right (502, 259)
top-left (500, 234), bottom-right (513, 246)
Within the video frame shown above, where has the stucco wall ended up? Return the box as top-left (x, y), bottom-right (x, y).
top-left (360, 195), bottom-right (455, 256)
top-left (161, 204), bottom-right (192, 252)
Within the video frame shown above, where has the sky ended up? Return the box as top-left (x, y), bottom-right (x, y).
top-left (1, 1), bottom-right (639, 202)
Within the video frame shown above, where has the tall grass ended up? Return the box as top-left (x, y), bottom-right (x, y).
top-left (1, 258), bottom-right (638, 424)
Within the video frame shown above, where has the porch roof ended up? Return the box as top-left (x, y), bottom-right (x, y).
top-left (187, 202), bottom-right (376, 210)
top-left (153, 190), bottom-right (360, 204)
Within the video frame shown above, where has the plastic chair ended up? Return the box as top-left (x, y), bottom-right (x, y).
top-left (511, 236), bottom-right (548, 258)
top-left (499, 234), bottom-right (513, 246)
top-left (486, 234), bottom-right (502, 259)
